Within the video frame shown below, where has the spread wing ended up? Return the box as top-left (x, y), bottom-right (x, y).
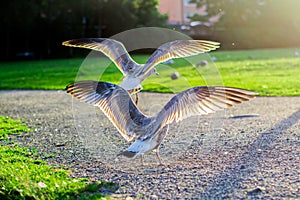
top-left (66, 81), bottom-right (150, 141)
top-left (62, 38), bottom-right (138, 76)
top-left (141, 40), bottom-right (220, 75)
top-left (156, 86), bottom-right (257, 128)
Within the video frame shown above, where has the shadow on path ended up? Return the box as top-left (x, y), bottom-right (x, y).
top-left (200, 108), bottom-right (300, 198)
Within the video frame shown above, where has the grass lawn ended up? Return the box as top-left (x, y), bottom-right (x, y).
top-left (0, 116), bottom-right (115, 199)
top-left (0, 47), bottom-right (299, 96)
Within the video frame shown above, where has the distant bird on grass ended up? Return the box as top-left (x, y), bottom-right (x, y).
top-left (66, 81), bottom-right (257, 165)
top-left (63, 38), bottom-right (220, 104)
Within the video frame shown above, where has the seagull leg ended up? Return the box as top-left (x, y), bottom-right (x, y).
top-left (155, 149), bottom-right (165, 166)
top-left (135, 93), bottom-right (139, 105)
top-left (140, 154), bottom-right (144, 166)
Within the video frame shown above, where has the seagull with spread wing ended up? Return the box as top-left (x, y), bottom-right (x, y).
top-left (62, 38), bottom-right (220, 103)
top-left (66, 81), bottom-right (257, 165)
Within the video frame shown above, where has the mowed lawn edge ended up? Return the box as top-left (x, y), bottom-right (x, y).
top-left (0, 116), bottom-right (116, 199)
top-left (0, 47), bottom-right (299, 96)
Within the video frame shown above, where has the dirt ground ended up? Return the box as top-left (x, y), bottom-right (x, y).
top-left (0, 90), bottom-right (299, 199)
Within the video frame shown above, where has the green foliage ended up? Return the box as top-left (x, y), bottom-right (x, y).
top-left (0, 0), bottom-right (167, 59)
top-left (190, 0), bottom-right (300, 28)
top-left (0, 116), bottom-right (115, 199)
top-left (0, 116), bottom-right (32, 140)
top-left (189, 0), bottom-right (300, 49)
top-left (100, 0), bottom-right (167, 36)
top-left (0, 48), bottom-right (299, 96)
top-left (133, 0), bottom-right (168, 27)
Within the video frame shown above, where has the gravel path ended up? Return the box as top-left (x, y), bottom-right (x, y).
top-left (0, 90), bottom-right (299, 199)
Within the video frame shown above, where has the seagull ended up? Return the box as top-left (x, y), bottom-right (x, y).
top-left (62, 38), bottom-right (220, 104)
top-left (66, 81), bottom-right (257, 165)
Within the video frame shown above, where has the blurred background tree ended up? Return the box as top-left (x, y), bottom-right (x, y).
top-left (0, 0), bottom-right (167, 60)
top-left (189, 0), bottom-right (300, 49)
top-left (0, 0), bottom-right (299, 60)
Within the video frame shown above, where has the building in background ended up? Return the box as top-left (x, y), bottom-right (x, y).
top-left (158, 0), bottom-right (208, 25)
top-left (158, 0), bottom-right (222, 38)
top-left (158, 0), bottom-right (183, 25)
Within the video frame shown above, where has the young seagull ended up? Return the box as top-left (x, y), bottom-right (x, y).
top-left (66, 81), bottom-right (257, 165)
top-left (62, 38), bottom-right (220, 104)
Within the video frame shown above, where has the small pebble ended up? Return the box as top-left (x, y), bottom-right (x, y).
top-left (150, 194), bottom-right (159, 199)
top-left (55, 143), bottom-right (66, 147)
top-left (247, 187), bottom-right (264, 195)
top-left (170, 72), bottom-right (180, 80)
top-left (196, 60), bottom-right (208, 67)
top-left (240, 165), bottom-right (246, 170)
top-left (144, 169), bottom-right (157, 173)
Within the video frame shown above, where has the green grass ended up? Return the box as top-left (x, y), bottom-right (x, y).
top-left (0, 116), bottom-right (116, 199)
top-left (0, 59), bottom-right (82, 90)
top-left (0, 47), bottom-right (299, 96)
top-left (0, 116), bottom-right (32, 140)
top-left (211, 48), bottom-right (300, 96)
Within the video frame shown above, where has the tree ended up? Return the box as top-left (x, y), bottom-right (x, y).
top-left (133, 0), bottom-right (168, 27)
top-left (100, 0), bottom-right (167, 36)
top-left (0, 0), bottom-right (167, 60)
top-left (189, 0), bottom-right (300, 49)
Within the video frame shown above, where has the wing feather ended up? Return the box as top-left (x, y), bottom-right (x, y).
top-left (156, 86), bottom-right (257, 126)
top-left (141, 40), bottom-right (220, 75)
top-left (66, 81), bottom-right (150, 141)
top-left (62, 38), bottom-right (138, 75)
